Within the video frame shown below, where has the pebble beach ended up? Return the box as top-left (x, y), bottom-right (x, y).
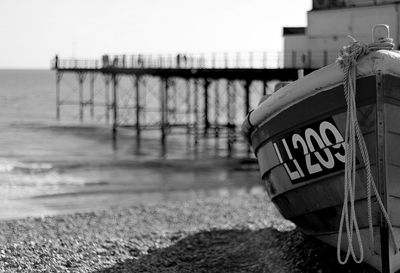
top-left (0, 188), bottom-right (378, 273)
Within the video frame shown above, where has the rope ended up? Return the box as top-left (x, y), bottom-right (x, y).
top-left (336, 35), bottom-right (399, 264)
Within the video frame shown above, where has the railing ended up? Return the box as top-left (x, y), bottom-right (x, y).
top-left (51, 50), bottom-right (340, 70)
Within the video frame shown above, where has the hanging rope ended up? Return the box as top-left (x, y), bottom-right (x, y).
top-left (336, 35), bottom-right (399, 264)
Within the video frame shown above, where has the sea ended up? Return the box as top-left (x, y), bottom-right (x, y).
top-left (0, 69), bottom-right (261, 219)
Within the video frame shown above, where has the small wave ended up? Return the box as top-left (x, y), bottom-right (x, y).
top-left (0, 158), bottom-right (53, 174)
top-left (0, 158), bottom-right (88, 200)
top-left (0, 172), bottom-right (85, 187)
top-left (0, 171), bottom-right (87, 199)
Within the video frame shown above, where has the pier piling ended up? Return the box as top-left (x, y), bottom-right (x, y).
top-left (56, 72), bottom-right (62, 120)
top-left (104, 75), bottom-right (111, 124)
top-left (77, 73), bottom-right (86, 122)
top-left (203, 79), bottom-right (210, 136)
top-left (160, 77), bottom-right (168, 157)
top-left (214, 80), bottom-right (220, 146)
top-left (89, 73), bottom-right (95, 119)
top-left (194, 79), bottom-right (200, 152)
top-left (186, 79), bottom-right (192, 147)
top-left (112, 74), bottom-right (118, 134)
top-left (135, 75), bottom-right (141, 149)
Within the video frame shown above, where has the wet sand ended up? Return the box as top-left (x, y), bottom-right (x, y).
top-left (0, 188), bottom-right (378, 272)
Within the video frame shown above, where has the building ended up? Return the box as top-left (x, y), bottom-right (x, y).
top-left (283, 0), bottom-right (400, 68)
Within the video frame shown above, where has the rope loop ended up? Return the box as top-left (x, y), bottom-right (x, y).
top-left (336, 35), bottom-right (399, 265)
top-left (337, 35), bottom-right (394, 69)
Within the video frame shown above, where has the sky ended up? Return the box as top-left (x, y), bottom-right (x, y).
top-left (0, 0), bottom-right (311, 68)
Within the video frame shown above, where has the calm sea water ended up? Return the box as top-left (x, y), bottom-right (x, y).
top-left (0, 69), bottom-right (260, 215)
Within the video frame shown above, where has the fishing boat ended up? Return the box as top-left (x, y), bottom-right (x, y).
top-left (242, 25), bottom-right (400, 273)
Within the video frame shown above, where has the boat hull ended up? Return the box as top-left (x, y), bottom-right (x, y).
top-left (250, 74), bottom-right (400, 272)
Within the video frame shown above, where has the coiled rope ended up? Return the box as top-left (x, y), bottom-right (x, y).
top-left (336, 35), bottom-right (399, 264)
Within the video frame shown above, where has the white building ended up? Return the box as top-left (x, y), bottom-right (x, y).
top-left (283, 0), bottom-right (400, 68)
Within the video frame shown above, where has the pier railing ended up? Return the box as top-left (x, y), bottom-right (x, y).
top-left (52, 50), bottom-right (340, 70)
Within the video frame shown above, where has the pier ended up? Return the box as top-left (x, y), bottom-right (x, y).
top-left (51, 51), bottom-right (323, 157)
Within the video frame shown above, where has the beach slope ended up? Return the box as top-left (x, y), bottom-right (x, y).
top-left (0, 188), bottom-right (377, 272)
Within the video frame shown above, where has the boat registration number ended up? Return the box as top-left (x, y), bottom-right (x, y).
top-left (273, 118), bottom-right (346, 184)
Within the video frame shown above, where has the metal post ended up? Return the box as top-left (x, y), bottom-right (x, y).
top-left (112, 74), bottom-right (118, 134)
top-left (172, 78), bottom-right (178, 124)
top-left (244, 80), bottom-right (251, 115)
top-left (160, 77), bottom-right (168, 156)
top-left (231, 80), bottom-right (237, 155)
top-left (164, 77), bottom-right (169, 155)
top-left (227, 80), bottom-right (232, 157)
top-left (263, 81), bottom-right (267, 96)
top-left (244, 80), bottom-right (251, 155)
top-left (135, 75), bottom-right (141, 148)
top-left (104, 75), bottom-right (110, 124)
top-left (186, 79), bottom-right (192, 148)
top-left (214, 80), bottom-right (220, 155)
top-left (214, 80), bottom-right (220, 138)
top-left (203, 79), bottom-right (210, 136)
top-left (90, 73), bottom-right (95, 119)
top-left (194, 79), bottom-right (199, 149)
top-left (160, 77), bottom-right (166, 154)
top-left (186, 79), bottom-right (191, 134)
top-left (78, 73), bottom-right (85, 122)
top-left (56, 71), bottom-right (62, 120)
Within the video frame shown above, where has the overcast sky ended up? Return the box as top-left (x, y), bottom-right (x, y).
top-left (0, 0), bottom-right (311, 68)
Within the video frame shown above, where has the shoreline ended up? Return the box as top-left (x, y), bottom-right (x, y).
top-left (0, 188), bottom-right (378, 272)
top-left (0, 156), bottom-right (260, 220)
